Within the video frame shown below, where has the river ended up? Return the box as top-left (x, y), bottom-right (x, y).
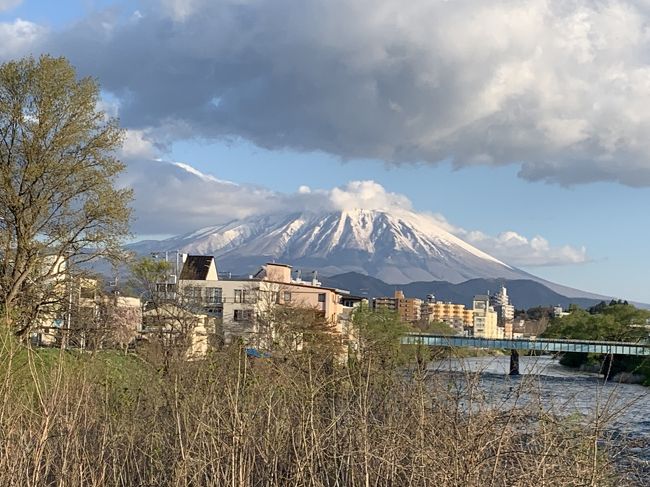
top-left (430, 355), bottom-right (650, 482)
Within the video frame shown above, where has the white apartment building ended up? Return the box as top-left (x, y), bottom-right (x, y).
top-left (168, 256), bottom-right (361, 351)
top-left (491, 285), bottom-right (515, 322)
top-left (472, 295), bottom-right (500, 339)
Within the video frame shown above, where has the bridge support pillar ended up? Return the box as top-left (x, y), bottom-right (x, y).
top-left (509, 349), bottom-right (520, 376)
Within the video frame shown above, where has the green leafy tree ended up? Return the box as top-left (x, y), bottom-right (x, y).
top-left (525, 306), bottom-right (554, 321)
top-left (542, 304), bottom-right (648, 342)
top-left (418, 320), bottom-right (456, 336)
top-left (542, 302), bottom-right (650, 380)
top-left (0, 55), bottom-right (132, 334)
top-left (128, 257), bottom-right (173, 302)
top-left (353, 307), bottom-right (412, 369)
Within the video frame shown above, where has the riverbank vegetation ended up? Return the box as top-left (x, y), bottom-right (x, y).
top-left (542, 301), bottom-right (650, 384)
top-left (0, 309), bottom-right (642, 486)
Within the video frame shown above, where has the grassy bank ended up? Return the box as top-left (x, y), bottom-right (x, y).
top-left (0, 332), bottom-right (641, 486)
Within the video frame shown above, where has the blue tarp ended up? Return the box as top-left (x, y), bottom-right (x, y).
top-left (245, 348), bottom-right (271, 358)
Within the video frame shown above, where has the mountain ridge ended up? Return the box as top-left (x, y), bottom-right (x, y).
top-left (318, 272), bottom-right (605, 310)
top-left (127, 208), bottom-right (610, 302)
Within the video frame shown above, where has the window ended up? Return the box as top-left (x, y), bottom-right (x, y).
top-left (205, 306), bottom-right (223, 318)
top-left (235, 289), bottom-right (254, 303)
top-left (80, 286), bottom-right (95, 299)
top-left (318, 293), bottom-right (326, 303)
top-left (234, 309), bottom-right (253, 322)
top-left (155, 283), bottom-right (176, 296)
top-left (205, 287), bottom-right (222, 304)
top-left (185, 286), bottom-right (202, 301)
top-left (283, 291), bottom-right (292, 303)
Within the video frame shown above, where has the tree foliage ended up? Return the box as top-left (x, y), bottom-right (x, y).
top-left (542, 303), bottom-right (649, 342)
top-left (0, 55), bottom-right (132, 332)
top-left (542, 302), bottom-right (650, 381)
top-left (352, 307), bottom-right (412, 368)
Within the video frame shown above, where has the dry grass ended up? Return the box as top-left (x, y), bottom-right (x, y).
top-left (0, 330), bottom-right (636, 486)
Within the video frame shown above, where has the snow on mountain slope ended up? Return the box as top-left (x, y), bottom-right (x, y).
top-left (128, 208), bottom-right (534, 284)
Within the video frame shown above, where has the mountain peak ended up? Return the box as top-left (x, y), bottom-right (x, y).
top-left (128, 207), bottom-right (519, 284)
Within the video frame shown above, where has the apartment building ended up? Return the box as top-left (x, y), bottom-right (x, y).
top-left (490, 285), bottom-right (515, 338)
top-left (31, 263), bottom-right (142, 350)
top-left (472, 294), bottom-right (501, 339)
top-left (169, 256), bottom-right (359, 350)
top-left (421, 295), bottom-right (474, 328)
top-left (372, 290), bottom-right (422, 323)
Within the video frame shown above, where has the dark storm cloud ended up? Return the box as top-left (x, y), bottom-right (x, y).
top-left (6, 0), bottom-right (650, 185)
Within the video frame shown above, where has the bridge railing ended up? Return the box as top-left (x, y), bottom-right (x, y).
top-left (401, 333), bottom-right (650, 356)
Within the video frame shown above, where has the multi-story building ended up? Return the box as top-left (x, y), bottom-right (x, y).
top-left (168, 256), bottom-right (359, 351)
top-left (372, 290), bottom-right (421, 323)
top-left (421, 295), bottom-right (474, 329)
top-left (472, 294), bottom-right (500, 339)
top-left (31, 266), bottom-right (142, 350)
top-left (490, 285), bottom-right (515, 338)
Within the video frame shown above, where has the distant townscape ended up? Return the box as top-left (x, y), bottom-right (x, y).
top-left (31, 251), bottom-right (577, 356)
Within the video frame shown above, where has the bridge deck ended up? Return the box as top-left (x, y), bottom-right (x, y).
top-left (402, 334), bottom-right (650, 356)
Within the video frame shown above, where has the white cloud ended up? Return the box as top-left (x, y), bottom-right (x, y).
top-left (0, 0), bottom-right (21, 13)
top-left (120, 158), bottom-right (281, 234)
top-left (328, 181), bottom-right (412, 212)
top-left (158, 0), bottom-right (201, 21)
top-left (120, 129), bottom-right (158, 159)
top-left (122, 158), bottom-right (589, 267)
top-left (460, 230), bottom-right (589, 267)
top-left (17, 0), bottom-right (650, 186)
top-left (0, 19), bottom-right (45, 59)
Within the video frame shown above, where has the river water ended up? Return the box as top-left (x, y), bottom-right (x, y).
top-left (429, 355), bottom-right (650, 482)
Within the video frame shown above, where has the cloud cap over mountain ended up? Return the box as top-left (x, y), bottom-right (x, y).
top-left (124, 158), bottom-right (589, 268)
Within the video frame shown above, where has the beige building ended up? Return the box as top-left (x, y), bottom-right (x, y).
top-left (372, 290), bottom-right (422, 323)
top-left (142, 302), bottom-right (212, 359)
top-left (170, 256), bottom-right (360, 352)
top-left (472, 295), bottom-right (500, 339)
top-left (32, 271), bottom-right (142, 350)
top-left (421, 297), bottom-right (474, 327)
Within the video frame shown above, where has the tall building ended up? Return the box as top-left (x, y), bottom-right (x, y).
top-left (490, 285), bottom-right (515, 338)
top-left (472, 295), bottom-right (500, 339)
top-left (372, 290), bottom-right (422, 323)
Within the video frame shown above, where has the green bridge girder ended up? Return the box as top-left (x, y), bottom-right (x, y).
top-left (401, 334), bottom-right (650, 356)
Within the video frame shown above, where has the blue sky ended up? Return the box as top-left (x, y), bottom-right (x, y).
top-left (3, 0), bottom-right (650, 302)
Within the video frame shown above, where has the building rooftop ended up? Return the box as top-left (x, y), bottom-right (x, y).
top-left (179, 255), bottom-right (215, 280)
top-left (265, 262), bottom-right (292, 268)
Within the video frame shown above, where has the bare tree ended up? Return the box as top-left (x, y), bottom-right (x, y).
top-left (130, 257), bottom-right (212, 367)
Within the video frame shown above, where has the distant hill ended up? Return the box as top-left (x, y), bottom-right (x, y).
top-left (319, 272), bottom-right (604, 310)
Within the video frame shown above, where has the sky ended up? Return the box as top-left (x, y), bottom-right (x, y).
top-left (2, 0), bottom-right (650, 302)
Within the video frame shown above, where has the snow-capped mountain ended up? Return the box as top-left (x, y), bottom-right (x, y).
top-left (130, 208), bottom-right (535, 284)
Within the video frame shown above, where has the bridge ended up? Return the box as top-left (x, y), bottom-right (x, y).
top-left (401, 333), bottom-right (650, 375)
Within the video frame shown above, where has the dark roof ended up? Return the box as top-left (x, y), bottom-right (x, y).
top-left (265, 262), bottom-right (292, 268)
top-left (180, 255), bottom-right (214, 280)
